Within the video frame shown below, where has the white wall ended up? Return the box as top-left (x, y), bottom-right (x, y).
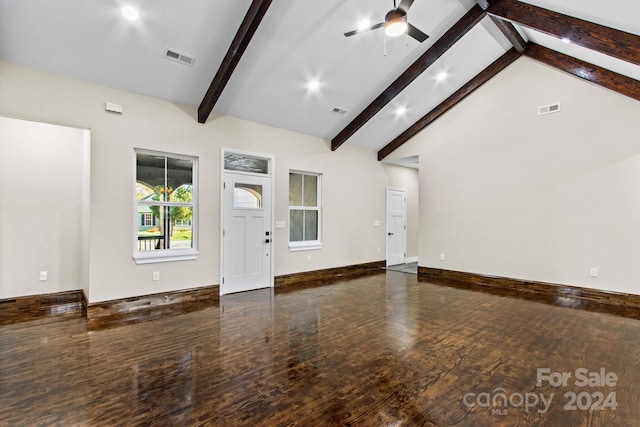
top-left (0, 116), bottom-right (90, 299)
top-left (390, 57), bottom-right (640, 295)
top-left (382, 164), bottom-right (419, 259)
top-left (0, 61), bottom-right (389, 302)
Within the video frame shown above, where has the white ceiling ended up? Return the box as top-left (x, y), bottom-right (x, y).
top-left (0, 0), bottom-right (638, 154)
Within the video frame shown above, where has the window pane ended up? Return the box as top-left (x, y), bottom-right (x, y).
top-left (224, 153), bottom-right (269, 174)
top-left (289, 173), bottom-right (302, 206)
top-left (290, 210), bottom-right (303, 242)
top-left (137, 205), bottom-right (164, 251)
top-left (137, 153), bottom-right (166, 201)
top-left (167, 157), bottom-right (193, 196)
top-left (234, 184), bottom-right (262, 209)
top-left (137, 205), bottom-right (194, 250)
top-left (304, 210), bottom-right (318, 240)
top-left (169, 207), bottom-right (193, 249)
top-left (303, 175), bottom-right (317, 207)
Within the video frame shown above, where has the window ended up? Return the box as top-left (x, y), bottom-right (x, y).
top-left (224, 153), bottom-right (269, 174)
top-left (234, 183), bottom-right (262, 209)
top-left (143, 213), bottom-right (154, 226)
top-left (289, 171), bottom-right (322, 251)
top-left (134, 149), bottom-right (198, 264)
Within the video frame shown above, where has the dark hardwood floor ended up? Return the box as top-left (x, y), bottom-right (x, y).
top-left (1, 271), bottom-right (639, 426)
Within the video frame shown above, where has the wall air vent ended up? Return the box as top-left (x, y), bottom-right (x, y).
top-left (164, 48), bottom-right (195, 67)
top-left (330, 107), bottom-right (348, 116)
top-left (538, 103), bottom-right (560, 116)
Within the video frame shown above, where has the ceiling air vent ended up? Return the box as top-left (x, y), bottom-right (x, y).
top-left (330, 107), bottom-right (348, 116)
top-left (538, 103), bottom-right (560, 116)
top-left (164, 48), bottom-right (195, 67)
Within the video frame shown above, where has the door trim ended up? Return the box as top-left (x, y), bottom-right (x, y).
top-left (220, 148), bottom-right (275, 295)
top-left (386, 187), bottom-right (407, 267)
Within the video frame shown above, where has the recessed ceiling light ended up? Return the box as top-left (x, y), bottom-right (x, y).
top-left (435, 71), bottom-right (448, 82)
top-left (394, 105), bottom-right (408, 117)
top-left (562, 37), bottom-right (571, 44)
top-left (122, 5), bottom-right (140, 21)
top-left (306, 79), bottom-right (321, 92)
top-left (357, 18), bottom-right (371, 32)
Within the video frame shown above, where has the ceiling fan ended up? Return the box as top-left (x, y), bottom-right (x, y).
top-left (343, 0), bottom-right (429, 42)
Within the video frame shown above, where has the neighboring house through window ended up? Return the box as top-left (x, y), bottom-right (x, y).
top-left (134, 149), bottom-right (198, 264)
top-left (289, 171), bottom-right (322, 251)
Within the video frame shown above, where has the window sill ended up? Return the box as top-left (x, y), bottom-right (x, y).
top-left (133, 249), bottom-right (199, 264)
top-left (288, 242), bottom-right (323, 252)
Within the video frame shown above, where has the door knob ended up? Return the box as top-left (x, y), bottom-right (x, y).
top-left (388, 232), bottom-right (394, 236)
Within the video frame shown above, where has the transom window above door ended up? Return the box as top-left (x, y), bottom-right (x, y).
top-left (224, 153), bottom-right (270, 174)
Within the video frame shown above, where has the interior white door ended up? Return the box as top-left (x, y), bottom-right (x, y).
top-left (222, 172), bottom-right (272, 294)
top-left (386, 189), bottom-right (406, 267)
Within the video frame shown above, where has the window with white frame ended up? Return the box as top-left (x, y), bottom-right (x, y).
top-left (289, 171), bottom-right (322, 251)
top-left (134, 149), bottom-right (198, 264)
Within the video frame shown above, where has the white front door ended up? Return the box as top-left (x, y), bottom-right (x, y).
top-left (386, 188), bottom-right (406, 266)
top-left (222, 172), bottom-right (272, 295)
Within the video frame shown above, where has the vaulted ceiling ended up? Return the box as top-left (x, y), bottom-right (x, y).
top-left (1, 0), bottom-right (638, 162)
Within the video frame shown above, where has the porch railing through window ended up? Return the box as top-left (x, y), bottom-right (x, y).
top-left (137, 235), bottom-right (164, 251)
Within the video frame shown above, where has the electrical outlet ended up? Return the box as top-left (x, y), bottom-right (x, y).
top-left (590, 268), bottom-right (598, 278)
top-left (307, 255), bottom-right (311, 262)
top-left (377, 248), bottom-right (381, 254)
top-left (440, 254), bottom-right (446, 261)
top-left (153, 271), bottom-right (160, 281)
top-left (39, 271), bottom-right (48, 281)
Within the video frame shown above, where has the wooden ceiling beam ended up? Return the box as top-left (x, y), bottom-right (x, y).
top-left (490, 17), bottom-right (526, 53)
top-left (525, 43), bottom-right (640, 102)
top-left (378, 48), bottom-right (521, 161)
top-left (476, 2), bottom-right (525, 56)
top-left (198, 0), bottom-right (273, 124)
top-left (486, 0), bottom-right (640, 66)
top-left (331, 4), bottom-right (486, 151)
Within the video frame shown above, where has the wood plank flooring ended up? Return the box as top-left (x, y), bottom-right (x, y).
top-left (1, 271), bottom-right (639, 426)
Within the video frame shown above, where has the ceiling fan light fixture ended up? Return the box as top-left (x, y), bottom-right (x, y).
top-left (384, 9), bottom-right (408, 37)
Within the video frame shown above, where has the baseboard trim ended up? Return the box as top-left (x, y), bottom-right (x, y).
top-left (275, 260), bottom-right (385, 292)
top-left (0, 290), bottom-right (85, 325)
top-left (405, 257), bottom-right (418, 264)
top-left (2, 262), bottom-right (386, 329)
top-left (419, 267), bottom-right (640, 310)
top-left (86, 285), bottom-right (219, 331)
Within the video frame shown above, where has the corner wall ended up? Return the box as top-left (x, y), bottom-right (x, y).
top-left (391, 57), bottom-right (640, 295)
top-left (0, 117), bottom-right (90, 299)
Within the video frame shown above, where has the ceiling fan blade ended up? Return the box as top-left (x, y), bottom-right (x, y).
top-left (344, 22), bottom-right (384, 37)
top-left (398, 0), bottom-right (415, 12)
top-left (407, 23), bottom-right (429, 42)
